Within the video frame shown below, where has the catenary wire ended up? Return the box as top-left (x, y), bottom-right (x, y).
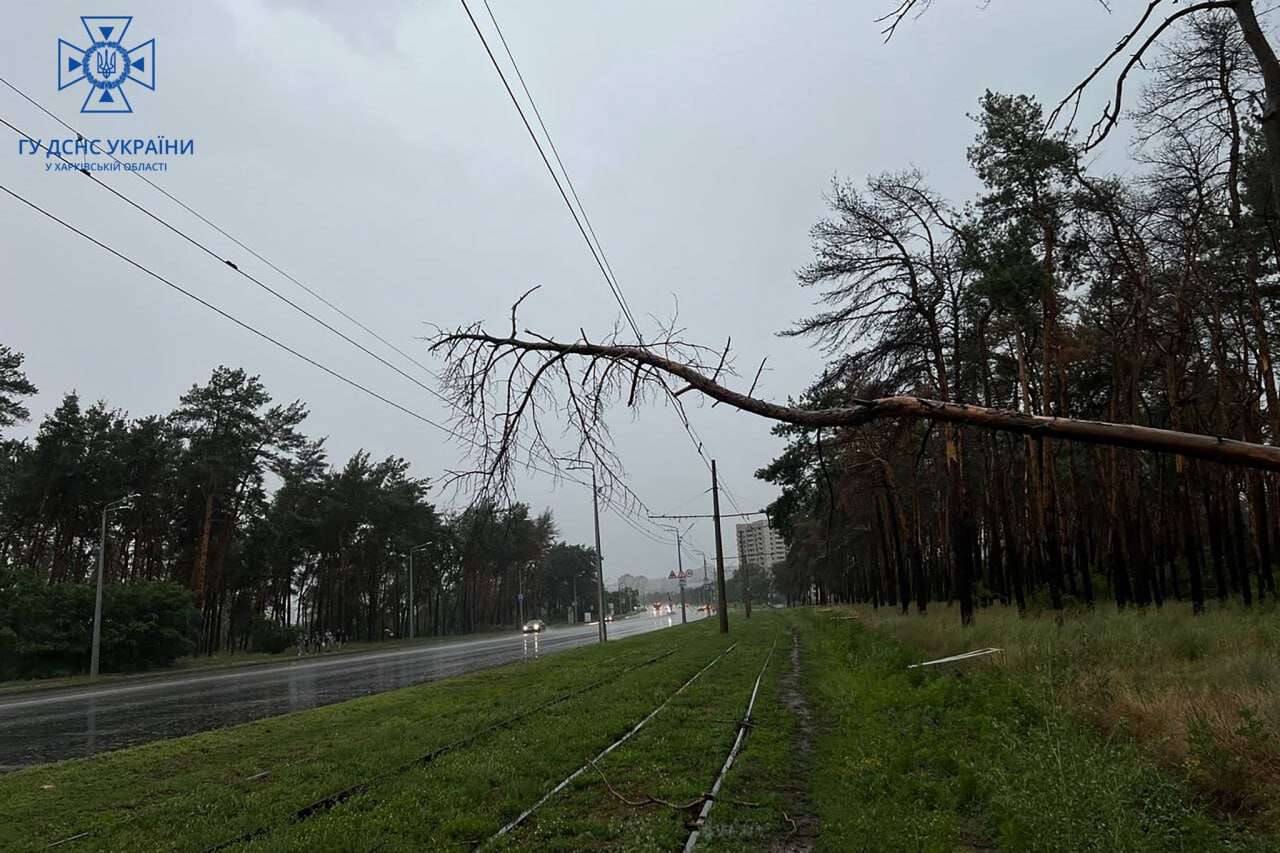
top-left (0, 180), bottom-right (674, 546)
top-left (459, 0), bottom-right (753, 517)
top-left (0, 95), bottom-right (674, 535)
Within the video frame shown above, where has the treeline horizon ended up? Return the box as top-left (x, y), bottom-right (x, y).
top-left (0, 352), bottom-right (637, 660)
top-left (761, 14), bottom-right (1280, 621)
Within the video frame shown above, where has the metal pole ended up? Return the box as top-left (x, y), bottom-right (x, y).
top-left (712, 460), bottom-right (729, 634)
top-left (592, 468), bottom-right (607, 643)
top-left (90, 504), bottom-right (108, 680)
top-left (408, 542), bottom-right (431, 640)
top-left (676, 529), bottom-right (686, 624)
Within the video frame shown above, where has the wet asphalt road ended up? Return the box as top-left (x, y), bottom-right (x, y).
top-left (0, 611), bottom-right (701, 771)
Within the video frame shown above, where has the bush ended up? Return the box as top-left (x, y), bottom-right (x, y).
top-left (0, 570), bottom-right (201, 679)
top-left (248, 617), bottom-right (296, 654)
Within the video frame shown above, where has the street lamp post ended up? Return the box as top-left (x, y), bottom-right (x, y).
top-left (702, 554), bottom-right (709, 611)
top-left (91, 493), bottom-right (138, 680)
top-left (658, 523), bottom-right (688, 625)
top-left (409, 542), bottom-right (430, 640)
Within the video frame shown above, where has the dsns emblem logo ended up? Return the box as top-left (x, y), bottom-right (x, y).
top-left (58, 16), bottom-right (155, 113)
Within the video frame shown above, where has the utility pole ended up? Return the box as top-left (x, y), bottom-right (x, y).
top-left (409, 542), bottom-right (430, 640)
top-left (676, 528), bottom-right (686, 624)
top-left (591, 467), bottom-right (607, 643)
top-left (711, 460), bottom-right (729, 634)
top-left (91, 494), bottom-right (137, 680)
top-left (566, 460), bottom-right (608, 643)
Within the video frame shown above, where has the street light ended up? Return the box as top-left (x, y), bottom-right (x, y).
top-left (516, 559), bottom-right (535, 628)
top-left (408, 542), bottom-right (430, 640)
top-left (657, 523), bottom-right (688, 625)
top-left (564, 460), bottom-right (607, 644)
top-left (91, 493), bottom-right (138, 680)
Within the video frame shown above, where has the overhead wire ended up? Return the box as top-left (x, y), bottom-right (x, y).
top-left (0, 75), bottom-right (434, 384)
top-left (459, 0), bottom-right (754, 517)
top-left (13, 13), bottom-right (759, 541)
top-left (0, 84), bottom-right (680, 544)
top-left (0, 179), bottom-right (672, 546)
top-left (0, 113), bottom-right (665, 517)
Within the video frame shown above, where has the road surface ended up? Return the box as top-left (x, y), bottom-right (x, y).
top-left (0, 610), bottom-right (700, 771)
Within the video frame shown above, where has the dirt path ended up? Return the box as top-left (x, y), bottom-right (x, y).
top-left (773, 628), bottom-right (819, 852)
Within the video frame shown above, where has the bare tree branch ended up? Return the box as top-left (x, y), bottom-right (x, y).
top-left (1048, 0), bottom-right (1237, 150)
top-left (430, 324), bottom-right (1280, 480)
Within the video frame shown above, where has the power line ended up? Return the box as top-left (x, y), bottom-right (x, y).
top-left (2, 68), bottom-right (725, 545)
top-left (457, 0), bottom-right (642, 338)
top-left (0, 180), bottom-right (673, 546)
top-left (0, 75), bottom-right (435, 385)
top-left (1, 112), bottom-right (672, 519)
top-left (648, 512), bottom-right (765, 520)
top-left (0, 181), bottom-right (464, 440)
top-left (0, 91), bottom-right (680, 538)
top-left (477, 0), bottom-right (637, 331)
top-left (460, 0), bottom-right (752, 515)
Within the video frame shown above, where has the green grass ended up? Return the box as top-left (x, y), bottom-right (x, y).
top-left (0, 629), bottom-right (679, 850)
top-left (860, 602), bottom-right (1280, 833)
top-left (2, 608), bottom-right (1269, 851)
top-left (801, 608), bottom-right (1272, 852)
top-left (487, 619), bottom-right (785, 852)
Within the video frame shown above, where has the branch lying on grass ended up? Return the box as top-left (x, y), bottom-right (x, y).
top-left (588, 758), bottom-right (709, 810)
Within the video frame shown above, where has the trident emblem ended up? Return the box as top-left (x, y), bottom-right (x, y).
top-left (95, 48), bottom-right (118, 80)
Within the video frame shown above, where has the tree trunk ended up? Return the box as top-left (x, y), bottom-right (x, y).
top-left (192, 491), bottom-right (214, 609)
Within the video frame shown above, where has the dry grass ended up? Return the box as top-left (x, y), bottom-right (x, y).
top-left (857, 602), bottom-right (1280, 833)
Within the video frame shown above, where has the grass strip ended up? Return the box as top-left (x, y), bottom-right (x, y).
top-left (0, 627), bottom-right (697, 851)
top-left (206, 648), bottom-right (678, 850)
top-left (691, 623), bottom-right (808, 852)
top-left (252, 621), bottom-right (755, 850)
top-left (493, 615), bottom-right (784, 852)
top-left (480, 641), bottom-right (739, 847)
top-left (683, 631), bottom-right (778, 851)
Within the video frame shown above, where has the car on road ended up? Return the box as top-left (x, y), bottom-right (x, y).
top-left (521, 619), bottom-right (546, 634)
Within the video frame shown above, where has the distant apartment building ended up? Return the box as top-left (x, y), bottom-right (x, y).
top-left (735, 519), bottom-right (787, 569)
top-left (616, 573), bottom-right (650, 595)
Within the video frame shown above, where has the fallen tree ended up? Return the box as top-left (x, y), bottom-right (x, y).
top-left (429, 322), bottom-right (1280, 492)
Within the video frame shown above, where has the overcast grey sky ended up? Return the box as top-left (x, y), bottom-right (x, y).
top-left (4, 1), bottom-right (1135, 582)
